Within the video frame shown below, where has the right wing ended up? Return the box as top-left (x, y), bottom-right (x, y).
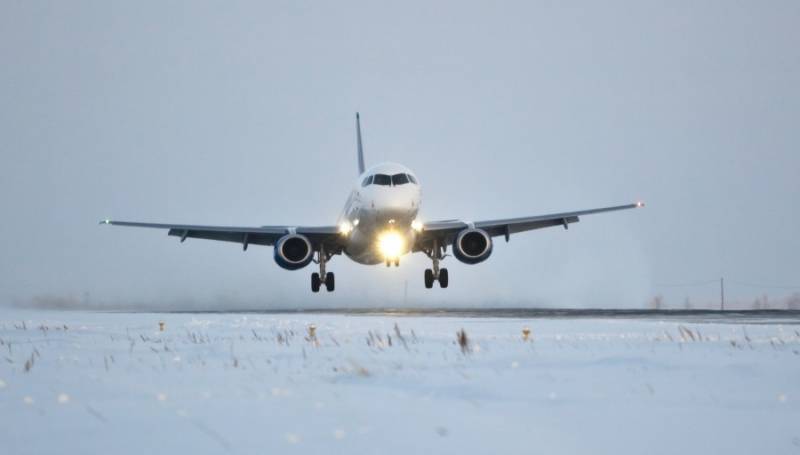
top-left (415, 202), bottom-right (643, 249)
top-left (100, 220), bottom-right (343, 251)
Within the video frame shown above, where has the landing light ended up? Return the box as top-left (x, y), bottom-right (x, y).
top-left (338, 221), bottom-right (353, 235)
top-left (377, 231), bottom-right (405, 259)
top-left (411, 219), bottom-right (424, 232)
top-left (636, 201), bottom-right (645, 208)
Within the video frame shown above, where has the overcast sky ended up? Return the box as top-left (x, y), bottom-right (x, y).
top-left (1, 1), bottom-right (798, 309)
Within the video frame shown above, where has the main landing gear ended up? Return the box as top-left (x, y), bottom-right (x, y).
top-left (424, 238), bottom-right (448, 289)
top-left (311, 272), bottom-right (334, 293)
top-left (311, 245), bottom-right (334, 292)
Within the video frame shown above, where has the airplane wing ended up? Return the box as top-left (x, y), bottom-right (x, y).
top-left (415, 202), bottom-right (643, 249)
top-left (100, 220), bottom-right (343, 252)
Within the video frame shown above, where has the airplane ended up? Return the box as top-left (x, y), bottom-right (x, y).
top-left (102, 113), bottom-right (643, 292)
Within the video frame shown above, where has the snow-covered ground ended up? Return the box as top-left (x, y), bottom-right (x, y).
top-left (1, 309), bottom-right (798, 455)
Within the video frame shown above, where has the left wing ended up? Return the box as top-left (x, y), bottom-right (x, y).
top-left (415, 202), bottom-right (643, 249)
top-left (100, 220), bottom-right (343, 252)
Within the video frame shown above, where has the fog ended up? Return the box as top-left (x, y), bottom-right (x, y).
top-left (1, 1), bottom-right (798, 310)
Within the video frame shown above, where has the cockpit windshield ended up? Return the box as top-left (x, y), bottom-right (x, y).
top-left (362, 173), bottom-right (417, 187)
top-left (391, 173), bottom-right (410, 185)
top-left (361, 175), bottom-right (373, 187)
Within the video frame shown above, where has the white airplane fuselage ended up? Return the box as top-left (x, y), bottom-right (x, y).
top-left (338, 162), bottom-right (421, 265)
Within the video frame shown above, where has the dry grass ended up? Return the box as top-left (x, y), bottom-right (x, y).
top-left (457, 329), bottom-right (469, 354)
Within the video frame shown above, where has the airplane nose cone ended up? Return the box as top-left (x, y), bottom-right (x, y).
top-left (372, 187), bottom-right (419, 210)
top-left (370, 186), bottom-right (420, 222)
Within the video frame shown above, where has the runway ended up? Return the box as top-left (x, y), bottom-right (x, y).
top-left (159, 308), bottom-right (800, 325)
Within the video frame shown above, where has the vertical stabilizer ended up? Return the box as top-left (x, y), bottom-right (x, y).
top-left (356, 113), bottom-right (365, 174)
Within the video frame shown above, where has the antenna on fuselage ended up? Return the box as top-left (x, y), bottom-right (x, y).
top-left (356, 112), bottom-right (365, 175)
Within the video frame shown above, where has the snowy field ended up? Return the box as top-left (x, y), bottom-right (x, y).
top-left (1, 309), bottom-right (799, 455)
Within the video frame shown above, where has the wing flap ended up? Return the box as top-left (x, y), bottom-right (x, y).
top-left (480, 215), bottom-right (580, 237)
top-left (166, 228), bottom-right (275, 246)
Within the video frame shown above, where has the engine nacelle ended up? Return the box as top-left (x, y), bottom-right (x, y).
top-left (273, 234), bottom-right (314, 270)
top-left (452, 228), bottom-right (493, 264)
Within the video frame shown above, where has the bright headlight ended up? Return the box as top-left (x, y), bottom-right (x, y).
top-left (377, 231), bottom-right (405, 259)
top-left (338, 221), bottom-right (353, 235)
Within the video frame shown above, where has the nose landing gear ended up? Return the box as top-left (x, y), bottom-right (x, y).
top-left (311, 245), bottom-right (335, 292)
top-left (424, 238), bottom-right (448, 289)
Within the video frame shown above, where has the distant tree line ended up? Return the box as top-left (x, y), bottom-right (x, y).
top-left (649, 293), bottom-right (800, 310)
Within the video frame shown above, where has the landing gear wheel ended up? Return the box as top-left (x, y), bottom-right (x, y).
top-left (394, 258), bottom-right (400, 267)
top-left (439, 268), bottom-right (449, 288)
top-left (325, 272), bottom-right (335, 292)
top-left (424, 269), bottom-right (434, 289)
top-left (311, 273), bottom-right (321, 293)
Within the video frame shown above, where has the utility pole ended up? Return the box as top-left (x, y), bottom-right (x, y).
top-left (720, 277), bottom-right (725, 311)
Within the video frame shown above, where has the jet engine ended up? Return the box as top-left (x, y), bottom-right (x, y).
top-left (452, 228), bottom-right (493, 264)
top-left (274, 234), bottom-right (314, 270)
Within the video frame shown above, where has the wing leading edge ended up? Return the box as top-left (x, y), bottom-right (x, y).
top-left (100, 220), bottom-right (342, 251)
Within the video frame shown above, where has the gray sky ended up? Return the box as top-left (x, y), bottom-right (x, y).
top-left (1, 1), bottom-right (798, 309)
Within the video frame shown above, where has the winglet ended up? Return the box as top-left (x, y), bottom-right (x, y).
top-left (356, 112), bottom-right (365, 175)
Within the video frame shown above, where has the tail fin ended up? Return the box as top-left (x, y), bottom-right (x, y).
top-left (356, 112), bottom-right (365, 174)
